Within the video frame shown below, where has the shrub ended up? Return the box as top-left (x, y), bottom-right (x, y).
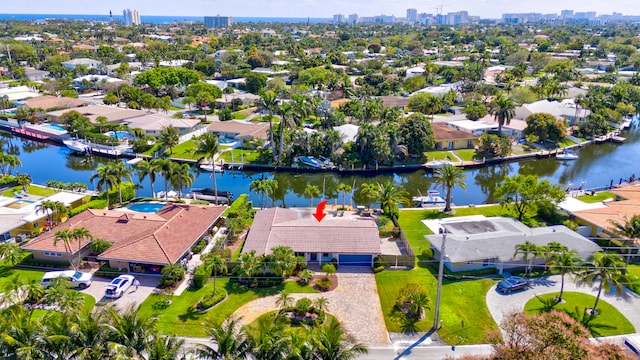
top-left (315, 278), bottom-right (332, 291)
top-left (330, 258), bottom-right (338, 269)
top-left (69, 198), bottom-right (108, 216)
top-left (299, 269), bottom-right (314, 285)
top-left (198, 288), bottom-right (226, 309)
top-left (193, 264), bottom-right (209, 289)
top-left (192, 240), bottom-right (207, 254)
top-left (321, 263), bottom-right (336, 275)
top-left (295, 256), bottom-right (307, 273)
top-left (159, 264), bottom-right (185, 288)
top-left (89, 238), bottom-right (112, 253)
top-left (295, 297), bottom-right (312, 316)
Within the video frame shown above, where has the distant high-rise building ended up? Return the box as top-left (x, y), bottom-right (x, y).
top-left (333, 14), bottom-right (345, 23)
top-left (406, 8), bottom-right (418, 22)
top-left (204, 15), bottom-right (232, 28)
top-left (348, 13), bottom-right (358, 24)
top-left (122, 9), bottom-right (140, 26)
top-left (560, 9), bottom-right (574, 18)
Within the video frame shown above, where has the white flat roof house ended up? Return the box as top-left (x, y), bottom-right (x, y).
top-left (61, 58), bottom-right (102, 70)
top-left (424, 216), bottom-right (602, 273)
top-left (447, 120), bottom-right (498, 136)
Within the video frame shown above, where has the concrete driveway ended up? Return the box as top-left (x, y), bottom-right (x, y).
top-left (232, 267), bottom-right (391, 347)
top-left (486, 274), bottom-right (640, 333)
top-left (80, 275), bottom-right (159, 311)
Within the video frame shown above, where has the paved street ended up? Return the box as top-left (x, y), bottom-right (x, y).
top-left (232, 267), bottom-right (391, 347)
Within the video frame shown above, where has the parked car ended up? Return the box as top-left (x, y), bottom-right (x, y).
top-left (497, 276), bottom-right (531, 294)
top-left (104, 275), bottom-right (136, 298)
top-left (40, 270), bottom-right (93, 289)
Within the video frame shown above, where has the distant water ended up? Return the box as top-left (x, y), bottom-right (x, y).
top-left (0, 13), bottom-right (330, 24)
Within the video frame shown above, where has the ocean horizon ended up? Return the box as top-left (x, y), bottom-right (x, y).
top-left (0, 13), bottom-right (331, 24)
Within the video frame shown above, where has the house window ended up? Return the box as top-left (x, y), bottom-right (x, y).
top-left (448, 141), bottom-right (455, 149)
top-left (33, 223), bottom-right (38, 228)
top-left (467, 140), bottom-right (473, 148)
top-left (482, 259), bottom-right (491, 267)
top-left (322, 253), bottom-right (330, 258)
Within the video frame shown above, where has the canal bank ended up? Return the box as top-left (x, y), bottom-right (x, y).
top-left (2, 122), bottom-right (640, 208)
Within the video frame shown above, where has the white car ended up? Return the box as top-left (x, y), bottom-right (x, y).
top-left (104, 275), bottom-right (136, 298)
top-left (40, 270), bottom-right (93, 289)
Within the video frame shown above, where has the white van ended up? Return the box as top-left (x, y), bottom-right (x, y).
top-left (40, 270), bottom-right (93, 289)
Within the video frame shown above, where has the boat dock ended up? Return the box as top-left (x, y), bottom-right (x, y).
top-left (10, 127), bottom-right (50, 141)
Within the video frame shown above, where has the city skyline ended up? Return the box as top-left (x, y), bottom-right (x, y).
top-left (2, 0), bottom-right (639, 19)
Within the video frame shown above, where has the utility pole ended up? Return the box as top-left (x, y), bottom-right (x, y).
top-left (433, 228), bottom-right (447, 331)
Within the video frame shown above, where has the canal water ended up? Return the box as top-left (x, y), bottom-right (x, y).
top-left (2, 123), bottom-right (640, 208)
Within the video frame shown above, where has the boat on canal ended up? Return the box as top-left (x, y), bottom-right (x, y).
top-left (556, 149), bottom-right (579, 161)
top-left (199, 164), bottom-right (224, 173)
top-left (63, 139), bottom-right (90, 153)
top-left (412, 190), bottom-right (446, 207)
top-left (426, 159), bottom-right (455, 169)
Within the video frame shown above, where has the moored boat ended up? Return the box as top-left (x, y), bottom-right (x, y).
top-left (556, 149), bottom-right (579, 161)
top-left (426, 160), bottom-right (454, 169)
top-left (199, 164), bottom-right (224, 173)
top-left (63, 139), bottom-right (89, 153)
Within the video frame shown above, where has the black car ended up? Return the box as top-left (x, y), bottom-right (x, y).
top-left (497, 276), bottom-right (531, 294)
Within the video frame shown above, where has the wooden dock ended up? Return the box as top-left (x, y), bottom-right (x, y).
top-left (10, 127), bottom-right (49, 140)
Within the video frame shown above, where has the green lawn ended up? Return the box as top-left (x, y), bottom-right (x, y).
top-left (142, 143), bottom-right (163, 156)
top-left (424, 151), bottom-right (455, 161)
top-left (524, 292), bottom-right (635, 337)
top-left (375, 267), bottom-right (497, 344)
top-left (576, 191), bottom-right (616, 203)
top-left (232, 112), bottom-right (249, 120)
top-left (454, 149), bottom-right (478, 161)
top-left (137, 278), bottom-right (318, 337)
top-left (167, 140), bottom-right (200, 160)
top-left (0, 266), bottom-right (46, 289)
top-left (2, 184), bottom-right (58, 198)
top-left (219, 149), bottom-right (263, 164)
top-left (628, 265), bottom-right (640, 294)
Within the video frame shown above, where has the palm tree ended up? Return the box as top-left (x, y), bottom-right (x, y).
top-left (0, 95), bottom-right (10, 115)
top-left (237, 251), bottom-right (261, 284)
top-left (134, 159), bottom-right (157, 198)
top-left (68, 311), bottom-right (109, 360)
top-left (433, 164), bottom-right (467, 213)
top-left (313, 297), bottom-right (330, 316)
top-left (259, 90), bottom-right (278, 162)
top-left (0, 243), bottom-right (23, 266)
top-left (610, 215), bottom-right (640, 264)
top-left (264, 179), bottom-right (279, 208)
top-left (546, 250), bottom-right (581, 302)
top-left (312, 318), bottom-right (368, 360)
top-left (171, 162), bottom-right (195, 198)
top-left (359, 183), bottom-right (377, 211)
top-left (489, 93), bottom-right (515, 134)
top-left (246, 315), bottom-right (289, 360)
top-left (150, 158), bottom-right (171, 198)
top-left (250, 179), bottom-right (268, 209)
top-left (54, 228), bottom-right (76, 270)
top-left (90, 165), bottom-right (117, 208)
top-left (205, 254), bottom-right (227, 293)
top-left (16, 173), bottom-right (32, 193)
top-left (275, 290), bottom-right (294, 311)
top-left (575, 252), bottom-right (630, 315)
top-left (104, 304), bottom-right (158, 358)
top-left (198, 317), bottom-right (249, 360)
top-left (514, 240), bottom-right (539, 274)
top-left (194, 132), bottom-right (220, 205)
top-left (336, 183), bottom-right (352, 210)
top-left (159, 126), bottom-right (180, 155)
top-left (303, 184), bottom-right (321, 208)
top-left (277, 102), bottom-right (293, 164)
top-left (112, 161), bottom-right (133, 204)
top-left (146, 334), bottom-right (189, 360)
top-left (72, 227), bottom-right (92, 269)
top-left (372, 181), bottom-right (409, 221)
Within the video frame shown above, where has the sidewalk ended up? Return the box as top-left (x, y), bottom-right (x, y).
top-left (173, 226), bottom-right (229, 296)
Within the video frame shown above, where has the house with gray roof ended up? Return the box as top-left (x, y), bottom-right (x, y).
top-left (424, 215), bottom-right (602, 273)
top-left (61, 58), bottom-right (102, 70)
top-left (243, 207), bottom-right (381, 266)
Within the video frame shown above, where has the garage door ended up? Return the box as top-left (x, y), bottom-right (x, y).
top-left (338, 254), bottom-right (372, 266)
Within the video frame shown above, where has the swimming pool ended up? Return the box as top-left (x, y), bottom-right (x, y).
top-left (126, 202), bottom-right (166, 213)
top-left (105, 131), bottom-right (132, 139)
top-left (42, 123), bottom-right (67, 132)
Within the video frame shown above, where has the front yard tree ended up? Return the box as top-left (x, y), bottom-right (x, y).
top-left (159, 126), bottom-right (179, 155)
top-left (433, 164), bottom-right (467, 213)
top-left (489, 93), bottom-right (515, 133)
top-left (267, 246), bottom-right (297, 279)
top-left (514, 241), bottom-right (541, 274)
top-left (546, 249), bottom-right (581, 302)
top-left (194, 132), bottom-right (220, 205)
top-left (575, 252), bottom-right (630, 315)
top-left (495, 174), bottom-right (565, 221)
top-left (54, 228), bottom-right (76, 270)
top-left (90, 165), bottom-right (117, 209)
top-left (478, 132), bottom-right (511, 157)
top-left (394, 283), bottom-right (430, 322)
top-left (204, 254), bottom-right (227, 293)
top-left (184, 82), bottom-right (222, 120)
top-left (72, 227), bottom-right (92, 269)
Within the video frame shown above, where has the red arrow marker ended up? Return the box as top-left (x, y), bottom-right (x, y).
top-left (313, 200), bottom-right (328, 222)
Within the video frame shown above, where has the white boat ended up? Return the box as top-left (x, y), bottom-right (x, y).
top-left (199, 164), bottom-right (224, 173)
top-left (63, 139), bottom-right (89, 153)
top-left (556, 150), bottom-right (578, 161)
top-left (426, 160), bottom-right (454, 169)
top-left (611, 136), bottom-right (626, 143)
top-left (412, 190), bottom-right (446, 207)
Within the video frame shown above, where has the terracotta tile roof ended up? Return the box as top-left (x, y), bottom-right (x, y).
top-left (22, 204), bottom-right (225, 265)
top-left (571, 186), bottom-right (640, 234)
top-left (22, 96), bottom-right (88, 111)
top-left (432, 122), bottom-right (478, 141)
top-left (207, 121), bottom-right (269, 140)
top-left (243, 208), bottom-right (381, 255)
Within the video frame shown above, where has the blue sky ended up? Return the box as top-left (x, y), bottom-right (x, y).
top-left (3, 0), bottom-right (639, 18)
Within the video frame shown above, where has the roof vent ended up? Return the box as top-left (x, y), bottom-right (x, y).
top-left (143, 215), bottom-right (147, 219)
